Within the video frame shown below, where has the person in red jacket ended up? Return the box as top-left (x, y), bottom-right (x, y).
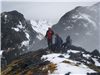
top-left (45, 27), bottom-right (54, 49)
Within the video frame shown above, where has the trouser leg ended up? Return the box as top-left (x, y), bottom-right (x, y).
top-left (47, 39), bottom-right (52, 49)
top-left (47, 39), bottom-right (50, 49)
top-left (50, 39), bottom-right (52, 49)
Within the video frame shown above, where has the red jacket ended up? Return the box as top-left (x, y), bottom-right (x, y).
top-left (45, 29), bottom-right (54, 40)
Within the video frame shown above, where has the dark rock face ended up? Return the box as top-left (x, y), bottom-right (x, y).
top-left (52, 3), bottom-right (100, 50)
top-left (1, 10), bottom-right (38, 67)
top-left (91, 49), bottom-right (100, 57)
top-left (1, 10), bottom-right (26, 50)
top-left (69, 52), bottom-right (83, 61)
top-left (1, 10), bottom-right (37, 50)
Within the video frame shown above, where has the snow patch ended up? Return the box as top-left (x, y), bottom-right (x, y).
top-left (17, 21), bottom-right (25, 29)
top-left (36, 33), bottom-right (44, 40)
top-left (25, 32), bottom-right (30, 40)
top-left (12, 27), bottom-right (20, 32)
top-left (67, 49), bottom-right (80, 53)
top-left (12, 21), bottom-right (25, 32)
top-left (72, 14), bottom-right (79, 19)
top-left (64, 26), bottom-right (73, 31)
top-left (92, 58), bottom-right (100, 66)
top-left (21, 40), bottom-right (29, 47)
top-left (5, 15), bottom-right (7, 19)
top-left (79, 13), bottom-right (97, 29)
top-left (21, 31), bottom-right (30, 46)
top-left (83, 54), bottom-right (91, 59)
top-left (0, 50), bottom-right (4, 56)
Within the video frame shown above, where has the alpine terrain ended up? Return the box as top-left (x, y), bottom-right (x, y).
top-left (1, 2), bottom-right (100, 75)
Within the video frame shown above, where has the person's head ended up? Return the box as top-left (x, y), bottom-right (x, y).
top-left (66, 35), bottom-right (71, 42)
top-left (55, 33), bottom-right (59, 37)
top-left (67, 35), bottom-right (70, 39)
top-left (48, 27), bottom-right (52, 30)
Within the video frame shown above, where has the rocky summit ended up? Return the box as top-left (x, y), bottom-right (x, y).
top-left (1, 43), bottom-right (100, 75)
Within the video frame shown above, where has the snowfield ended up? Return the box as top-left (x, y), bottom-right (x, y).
top-left (41, 52), bottom-right (96, 75)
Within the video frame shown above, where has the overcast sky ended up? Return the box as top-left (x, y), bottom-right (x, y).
top-left (1, 1), bottom-right (97, 24)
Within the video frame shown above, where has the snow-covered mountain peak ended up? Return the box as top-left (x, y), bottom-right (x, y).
top-left (31, 20), bottom-right (53, 37)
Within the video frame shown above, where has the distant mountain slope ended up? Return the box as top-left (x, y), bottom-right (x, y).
top-left (30, 20), bottom-right (53, 37)
top-left (52, 2), bottom-right (100, 51)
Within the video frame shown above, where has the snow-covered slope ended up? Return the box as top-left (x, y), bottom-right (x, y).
top-left (41, 49), bottom-right (100, 75)
top-left (30, 20), bottom-right (53, 40)
top-left (42, 54), bottom-right (95, 75)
